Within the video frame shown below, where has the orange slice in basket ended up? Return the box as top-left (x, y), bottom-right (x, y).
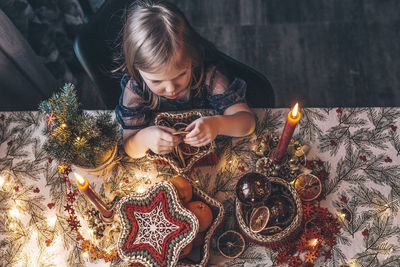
top-left (249, 206), bottom-right (270, 233)
top-left (217, 230), bottom-right (245, 259)
top-left (294, 174), bottom-right (322, 201)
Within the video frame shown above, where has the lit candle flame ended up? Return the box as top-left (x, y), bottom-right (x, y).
top-left (291, 103), bottom-right (299, 118)
top-left (73, 172), bottom-right (86, 185)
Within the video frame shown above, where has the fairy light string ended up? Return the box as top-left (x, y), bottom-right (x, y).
top-left (57, 164), bottom-right (118, 262)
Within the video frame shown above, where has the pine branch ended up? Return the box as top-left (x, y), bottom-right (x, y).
top-left (255, 108), bottom-right (282, 138)
top-left (39, 83), bottom-right (118, 167)
top-left (299, 108), bottom-right (326, 142)
top-left (361, 155), bottom-right (400, 189)
top-left (324, 148), bottom-right (364, 195)
top-left (381, 255), bottom-right (400, 267)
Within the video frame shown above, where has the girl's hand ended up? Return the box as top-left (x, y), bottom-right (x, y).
top-left (184, 117), bottom-right (219, 147)
top-left (144, 126), bottom-right (182, 154)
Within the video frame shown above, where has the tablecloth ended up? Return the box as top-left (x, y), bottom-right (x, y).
top-left (1, 108), bottom-right (399, 266)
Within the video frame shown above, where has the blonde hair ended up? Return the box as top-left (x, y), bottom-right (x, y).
top-left (121, 0), bottom-right (211, 109)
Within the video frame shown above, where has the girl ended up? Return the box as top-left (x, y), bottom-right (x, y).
top-left (115, 0), bottom-right (256, 159)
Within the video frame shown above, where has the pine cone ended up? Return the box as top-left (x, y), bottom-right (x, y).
top-left (256, 157), bottom-right (274, 176)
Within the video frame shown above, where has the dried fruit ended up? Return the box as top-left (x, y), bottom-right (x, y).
top-left (217, 230), bottom-right (245, 259)
top-left (249, 206), bottom-right (270, 233)
top-left (294, 174), bottom-right (322, 201)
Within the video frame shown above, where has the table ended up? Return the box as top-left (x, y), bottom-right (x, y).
top-left (1, 108), bottom-right (400, 267)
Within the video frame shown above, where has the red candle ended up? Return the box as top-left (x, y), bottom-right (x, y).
top-left (274, 103), bottom-right (301, 163)
top-left (74, 172), bottom-right (113, 219)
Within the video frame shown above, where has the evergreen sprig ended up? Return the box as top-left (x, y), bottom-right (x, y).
top-left (39, 83), bottom-right (119, 167)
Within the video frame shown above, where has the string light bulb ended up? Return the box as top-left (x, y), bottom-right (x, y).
top-left (47, 216), bottom-right (57, 227)
top-left (9, 207), bottom-right (21, 218)
top-left (136, 185), bottom-right (145, 193)
top-left (309, 238), bottom-right (319, 247)
top-left (0, 175), bottom-right (5, 188)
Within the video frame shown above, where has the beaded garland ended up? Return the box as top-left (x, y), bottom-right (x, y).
top-left (117, 181), bottom-right (199, 266)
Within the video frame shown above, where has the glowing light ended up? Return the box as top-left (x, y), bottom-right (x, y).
top-left (61, 123), bottom-right (67, 128)
top-left (32, 230), bottom-right (38, 239)
top-left (9, 207), bottom-right (20, 217)
top-left (76, 137), bottom-right (81, 141)
top-left (73, 172), bottom-right (85, 185)
top-left (309, 238), bottom-right (319, 247)
top-left (136, 185), bottom-right (146, 193)
top-left (15, 200), bottom-right (23, 207)
top-left (0, 175), bottom-right (4, 188)
top-left (47, 216), bottom-right (57, 227)
top-left (9, 223), bottom-right (15, 229)
top-left (291, 103), bottom-right (299, 118)
top-left (83, 252), bottom-right (89, 258)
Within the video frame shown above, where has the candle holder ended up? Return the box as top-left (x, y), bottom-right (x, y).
top-left (74, 173), bottom-right (115, 223)
top-left (255, 136), bottom-right (308, 182)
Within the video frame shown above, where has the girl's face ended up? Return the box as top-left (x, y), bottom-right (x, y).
top-left (139, 58), bottom-right (192, 100)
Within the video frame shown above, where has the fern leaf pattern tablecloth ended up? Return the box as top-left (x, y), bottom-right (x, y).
top-left (0, 108), bottom-right (399, 266)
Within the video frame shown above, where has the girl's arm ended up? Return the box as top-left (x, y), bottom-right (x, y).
top-left (215, 102), bottom-right (255, 136)
top-left (123, 126), bottom-right (182, 158)
top-left (184, 102), bottom-right (255, 147)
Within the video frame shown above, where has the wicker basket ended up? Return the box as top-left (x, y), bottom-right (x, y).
top-left (235, 177), bottom-right (303, 245)
top-left (176, 173), bottom-right (224, 267)
top-left (116, 181), bottom-right (199, 266)
top-left (146, 111), bottom-right (215, 174)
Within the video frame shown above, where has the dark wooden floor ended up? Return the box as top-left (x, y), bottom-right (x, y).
top-left (159, 0), bottom-right (400, 108)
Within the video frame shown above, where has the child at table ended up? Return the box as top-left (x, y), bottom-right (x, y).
top-left (115, 0), bottom-right (256, 158)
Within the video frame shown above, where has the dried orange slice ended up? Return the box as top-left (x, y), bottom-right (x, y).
top-left (217, 230), bottom-right (245, 259)
top-left (249, 206), bottom-right (270, 233)
top-left (294, 174), bottom-right (322, 201)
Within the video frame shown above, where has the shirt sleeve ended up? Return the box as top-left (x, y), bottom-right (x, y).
top-left (206, 66), bottom-right (247, 114)
top-left (114, 74), bottom-right (152, 129)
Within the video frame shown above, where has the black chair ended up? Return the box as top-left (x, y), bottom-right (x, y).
top-left (74, 0), bottom-right (275, 109)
